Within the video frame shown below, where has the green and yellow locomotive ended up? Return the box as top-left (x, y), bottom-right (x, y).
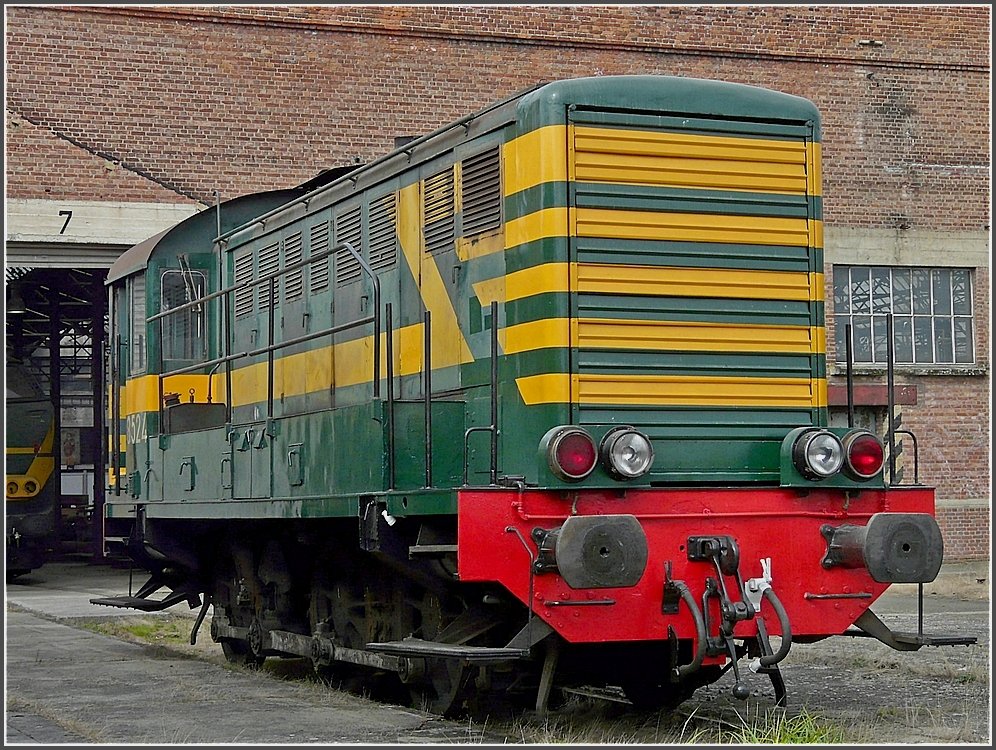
top-left (96, 76), bottom-right (965, 714)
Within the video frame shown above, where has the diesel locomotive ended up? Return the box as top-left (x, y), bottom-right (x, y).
top-left (6, 388), bottom-right (58, 579)
top-left (94, 75), bottom-right (971, 715)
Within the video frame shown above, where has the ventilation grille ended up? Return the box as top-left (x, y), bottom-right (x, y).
top-left (461, 147), bottom-right (502, 235)
top-left (424, 168), bottom-right (454, 255)
top-left (335, 206), bottom-right (362, 285)
top-left (234, 250), bottom-right (254, 318)
top-left (257, 241), bottom-right (280, 308)
top-left (310, 221), bottom-right (330, 293)
top-left (284, 232), bottom-right (304, 301)
top-left (369, 193), bottom-right (398, 272)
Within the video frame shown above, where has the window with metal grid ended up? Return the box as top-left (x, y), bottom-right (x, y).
top-left (833, 265), bottom-right (975, 365)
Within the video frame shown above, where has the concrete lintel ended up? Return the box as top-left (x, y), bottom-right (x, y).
top-left (824, 226), bottom-right (990, 268)
top-left (6, 199), bottom-right (201, 246)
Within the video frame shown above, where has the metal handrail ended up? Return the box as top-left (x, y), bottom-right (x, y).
top-left (152, 241), bottom-right (381, 431)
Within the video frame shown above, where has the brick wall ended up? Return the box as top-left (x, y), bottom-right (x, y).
top-left (5, 5), bottom-right (989, 222)
top-left (937, 506), bottom-right (991, 561)
top-left (4, 6), bottom-right (990, 558)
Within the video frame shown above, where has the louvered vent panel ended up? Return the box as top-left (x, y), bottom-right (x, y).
top-left (310, 221), bottom-right (330, 293)
top-left (258, 241), bottom-right (280, 308)
top-left (284, 232), bottom-right (304, 301)
top-left (424, 168), bottom-right (454, 254)
top-left (461, 146), bottom-right (502, 235)
top-left (369, 193), bottom-right (398, 272)
top-left (234, 250), bottom-right (254, 318)
top-left (335, 207), bottom-right (362, 285)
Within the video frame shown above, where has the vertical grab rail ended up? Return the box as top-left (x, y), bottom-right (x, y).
top-left (112, 334), bottom-right (122, 496)
top-left (489, 300), bottom-right (499, 485)
top-left (223, 290), bottom-right (233, 425)
top-left (424, 310), bottom-right (432, 489)
top-left (385, 303), bottom-right (395, 490)
top-left (886, 314), bottom-right (896, 485)
top-left (462, 300), bottom-right (500, 487)
top-left (845, 323), bottom-right (855, 429)
top-left (267, 276), bottom-right (276, 419)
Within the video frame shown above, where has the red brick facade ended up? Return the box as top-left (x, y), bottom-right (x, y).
top-left (4, 6), bottom-right (990, 558)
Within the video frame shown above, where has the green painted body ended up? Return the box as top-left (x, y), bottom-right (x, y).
top-left (105, 76), bottom-right (858, 527)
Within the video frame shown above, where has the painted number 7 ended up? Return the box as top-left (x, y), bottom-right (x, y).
top-left (59, 210), bottom-right (73, 234)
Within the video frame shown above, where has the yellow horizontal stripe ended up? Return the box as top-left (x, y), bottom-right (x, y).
top-left (516, 373), bottom-right (824, 408)
top-left (473, 263), bottom-right (571, 306)
top-left (578, 264), bottom-right (822, 302)
top-left (573, 126), bottom-right (819, 197)
top-left (502, 318), bottom-right (573, 355)
top-left (578, 318), bottom-right (825, 355)
top-left (506, 207), bottom-right (569, 249)
top-left (576, 207), bottom-right (816, 248)
top-left (121, 320), bottom-right (444, 416)
top-left (6, 447), bottom-right (38, 455)
top-left (578, 374), bottom-right (821, 407)
top-left (473, 263), bottom-right (823, 305)
top-left (504, 125), bottom-right (568, 196)
top-left (516, 373), bottom-right (572, 406)
top-left (502, 317), bottom-right (824, 356)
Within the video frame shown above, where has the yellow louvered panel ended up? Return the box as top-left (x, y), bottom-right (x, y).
top-left (573, 126), bottom-right (810, 194)
top-left (577, 374), bottom-right (818, 408)
top-left (576, 264), bottom-right (818, 301)
top-left (576, 319), bottom-right (823, 355)
top-left (575, 208), bottom-right (814, 247)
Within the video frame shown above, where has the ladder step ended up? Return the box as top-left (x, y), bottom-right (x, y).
top-left (90, 591), bottom-right (190, 612)
top-left (366, 637), bottom-right (528, 663)
top-left (843, 628), bottom-right (977, 647)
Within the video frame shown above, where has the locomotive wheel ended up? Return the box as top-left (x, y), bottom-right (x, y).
top-left (213, 552), bottom-right (266, 669)
top-left (221, 638), bottom-right (265, 669)
top-left (419, 659), bottom-right (471, 717)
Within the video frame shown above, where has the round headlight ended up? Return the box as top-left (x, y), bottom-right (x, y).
top-left (7, 480), bottom-right (19, 496)
top-left (546, 427), bottom-right (597, 481)
top-left (792, 429), bottom-right (844, 480)
top-left (24, 479), bottom-right (38, 494)
top-left (842, 430), bottom-right (885, 480)
top-left (600, 427), bottom-right (654, 479)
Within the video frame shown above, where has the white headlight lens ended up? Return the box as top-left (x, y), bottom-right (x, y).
top-left (794, 430), bottom-right (844, 479)
top-left (602, 428), bottom-right (654, 479)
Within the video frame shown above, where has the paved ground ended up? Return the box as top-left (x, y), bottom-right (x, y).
top-left (5, 557), bottom-right (503, 744)
top-left (5, 555), bottom-right (990, 744)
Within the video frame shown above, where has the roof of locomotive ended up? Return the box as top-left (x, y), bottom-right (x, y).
top-left (220, 75), bottom-right (822, 250)
top-left (106, 189), bottom-right (307, 284)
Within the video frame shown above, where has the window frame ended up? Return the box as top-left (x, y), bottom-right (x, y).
top-left (832, 264), bottom-right (977, 369)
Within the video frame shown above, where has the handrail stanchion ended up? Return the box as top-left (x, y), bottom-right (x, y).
top-left (490, 300), bottom-right (499, 485)
top-left (385, 303), bottom-right (395, 490)
top-left (424, 310), bottom-right (432, 489)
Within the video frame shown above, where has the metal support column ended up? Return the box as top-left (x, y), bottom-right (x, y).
top-left (91, 276), bottom-right (107, 560)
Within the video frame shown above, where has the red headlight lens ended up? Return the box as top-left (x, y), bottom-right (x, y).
top-left (843, 430), bottom-right (885, 480)
top-left (549, 428), bottom-right (597, 481)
